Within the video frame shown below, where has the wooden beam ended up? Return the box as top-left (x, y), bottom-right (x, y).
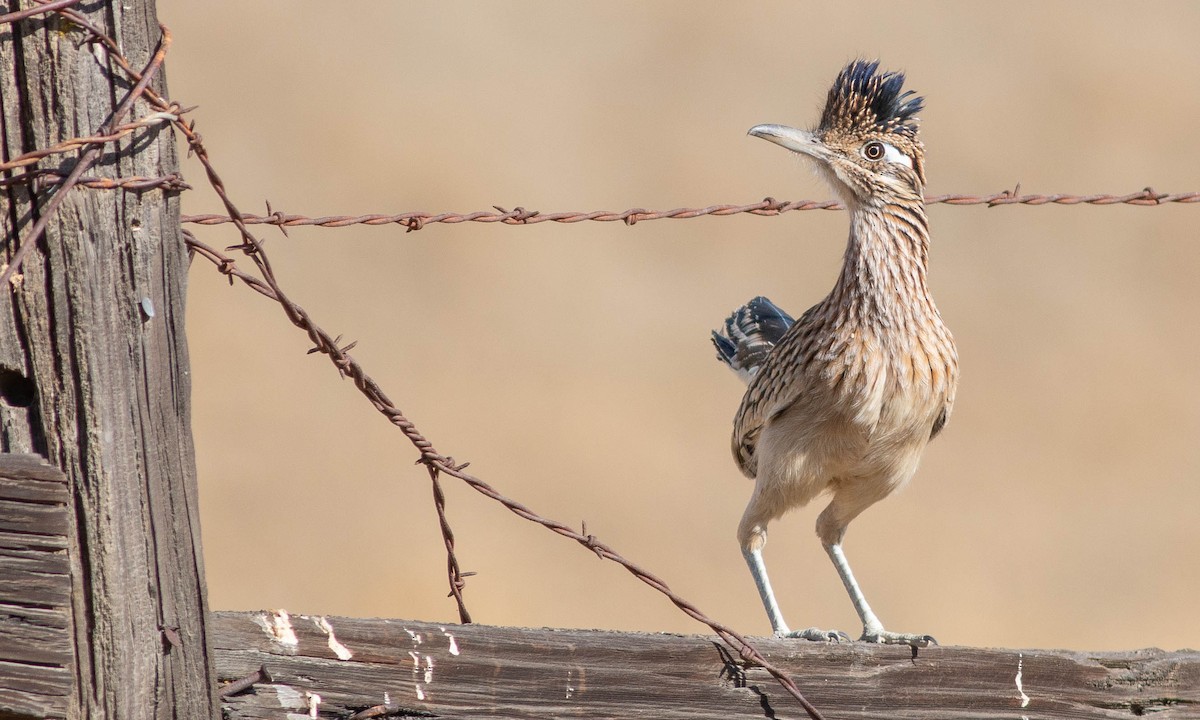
top-left (0, 454), bottom-right (71, 719)
top-left (211, 611), bottom-right (1200, 719)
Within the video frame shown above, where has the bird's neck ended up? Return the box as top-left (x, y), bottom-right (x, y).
top-left (827, 201), bottom-right (935, 327)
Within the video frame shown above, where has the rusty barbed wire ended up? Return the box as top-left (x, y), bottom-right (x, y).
top-left (72, 172), bottom-right (190, 192)
top-left (0, 170), bottom-right (191, 192)
top-left (0, 111), bottom-right (182, 173)
top-left (176, 187), bottom-right (1200, 234)
top-left (428, 463), bottom-right (473, 625)
top-left (0, 17), bottom-right (172, 287)
top-left (0, 0), bottom-right (82, 24)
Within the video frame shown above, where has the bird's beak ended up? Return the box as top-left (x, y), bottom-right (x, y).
top-left (748, 124), bottom-right (826, 160)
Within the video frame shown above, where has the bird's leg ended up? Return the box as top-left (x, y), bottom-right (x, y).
top-left (740, 494), bottom-right (845, 642)
top-left (741, 544), bottom-right (845, 642)
top-left (824, 542), bottom-right (936, 648)
top-left (741, 546), bottom-right (789, 634)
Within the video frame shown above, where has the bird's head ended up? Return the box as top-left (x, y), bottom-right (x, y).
top-left (750, 60), bottom-right (926, 208)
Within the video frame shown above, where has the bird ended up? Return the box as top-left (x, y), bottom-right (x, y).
top-left (712, 60), bottom-right (958, 647)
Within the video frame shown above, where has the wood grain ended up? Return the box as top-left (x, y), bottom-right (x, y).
top-left (212, 610), bottom-right (1200, 719)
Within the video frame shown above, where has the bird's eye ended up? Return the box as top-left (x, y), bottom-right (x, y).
top-left (863, 141), bottom-right (885, 161)
top-left (861, 141), bottom-right (914, 169)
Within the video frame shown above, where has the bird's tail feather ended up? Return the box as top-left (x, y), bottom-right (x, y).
top-left (711, 296), bottom-right (795, 384)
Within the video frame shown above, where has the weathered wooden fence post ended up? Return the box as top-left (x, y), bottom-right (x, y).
top-left (0, 1), bottom-right (217, 718)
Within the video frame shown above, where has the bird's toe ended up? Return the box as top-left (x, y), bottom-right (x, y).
top-left (860, 629), bottom-right (937, 648)
top-left (781, 627), bottom-right (847, 642)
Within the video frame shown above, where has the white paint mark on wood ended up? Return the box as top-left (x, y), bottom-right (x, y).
top-left (1015, 653), bottom-right (1031, 708)
top-left (404, 627), bottom-right (422, 644)
top-left (439, 626), bottom-right (460, 655)
top-left (313, 616), bottom-right (353, 660)
top-left (407, 650), bottom-right (434, 700)
top-left (566, 669), bottom-right (574, 700)
top-left (254, 609), bottom-right (298, 649)
top-left (305, 691), bottom-right (322, 719)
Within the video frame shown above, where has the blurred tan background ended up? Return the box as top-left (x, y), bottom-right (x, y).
top-left (159, 1), bottom-right (1200, 652)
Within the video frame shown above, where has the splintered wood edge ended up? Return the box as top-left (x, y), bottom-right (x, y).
top-left (0, 453), bottom-right (68, 491)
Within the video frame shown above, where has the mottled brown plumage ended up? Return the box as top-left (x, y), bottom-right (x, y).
top-left (713, 60), bottom-right (958, 646)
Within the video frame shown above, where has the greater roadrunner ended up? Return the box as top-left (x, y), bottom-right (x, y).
top-left (713, 60), bottom-right (958, 647)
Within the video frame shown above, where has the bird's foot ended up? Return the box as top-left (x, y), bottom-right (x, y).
top-left (777, 627), bottom-right (851, 642)
top-left (859, 628), bottom-right (937, 648)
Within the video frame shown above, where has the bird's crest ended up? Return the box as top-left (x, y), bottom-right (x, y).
top-left (819, 60), bottom-right (923, 139)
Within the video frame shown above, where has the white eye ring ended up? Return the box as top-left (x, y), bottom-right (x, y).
top-left (881, 142), bottom-right (913, 169)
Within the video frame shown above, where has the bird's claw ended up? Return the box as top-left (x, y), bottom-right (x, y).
top-left (860, 629), bottom-right (937, 648)
top-left (779, 627), bottom-right (848, 642)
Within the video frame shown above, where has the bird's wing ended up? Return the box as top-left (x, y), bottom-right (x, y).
top-left (711, 296), bottom-right (795, 384)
